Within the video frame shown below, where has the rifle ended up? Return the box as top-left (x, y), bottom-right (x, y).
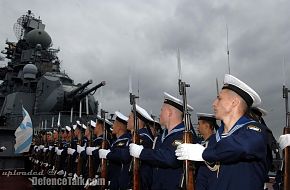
top-left (282, 85), bottom-right (290, 189)
top-left (99, 109), bottom-right (109, 189)
top-left (54, 114), bottom-right (62, 173)
top-left (130, 91), bottom-right (140, 190)
top-left (47, 117), bottom-right (55, 169)
top-left (88, 120), bottom-right (95, 179)
top-left (77, 99), bottom-right (84, 177)
top-left (178, 49), bottom-right (195, 190)
top-left (76, 124), bottom-right (84, 177)
top-left (66, 107), bottom-right (74, 175)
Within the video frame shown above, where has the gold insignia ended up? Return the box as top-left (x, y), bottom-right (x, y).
top-left (116, 142), bottom-right (125, 147)
top-left (247, 125), bottom-right (261, 132)
top-left (172, 140), bottom-right (183, 147)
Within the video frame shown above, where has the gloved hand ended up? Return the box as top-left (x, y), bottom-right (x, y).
top-left (129, 143), bottom-right (144, 158)
top-left (67, 148), bottom-right (76, 155)
top-left (43, 148), bottom-right (48, 153)
top-left (56, 148), bottom-right (64, 156)
top-left (0, 146), bottom-right (6, 151)
top-left (86, 147), bottom-right (97, 155)
top-left (55, 147), bottom-right (59, 153)
top-left (278, 134), bottom-right (290, 150)
top-left (39, 145), bottom-right (44, 150)
top-left (57, 170), bottom-right (64, 176)
top-left (175, 143), bottom-right (205, 161)
top-left (99, 149), bottom-right (110, 159)
top-left (48, 146), bottom-right (53, 151)
top-left (77, 145), bottom-right (85, 154)
top-left (34, 145), bottom-right (38, 151)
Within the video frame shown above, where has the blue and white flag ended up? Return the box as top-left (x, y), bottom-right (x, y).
top-left (14, 106), bottom-right (33, 154)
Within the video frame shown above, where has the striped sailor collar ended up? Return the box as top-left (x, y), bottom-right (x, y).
top-left (112, 132), bottom-right (131, 146)
top-left (162, 122), bottom-right (185, 142)
top-left (216, 116), bottom-right (255, 142)
top-left (139, 127), bottom-right (154, 142)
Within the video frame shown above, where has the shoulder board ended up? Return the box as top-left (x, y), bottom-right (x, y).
top-left (247, 125), bottom-right (261, 132)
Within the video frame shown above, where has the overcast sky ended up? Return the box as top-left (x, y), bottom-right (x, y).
top-left (0, 0), bottom-right (289, 138)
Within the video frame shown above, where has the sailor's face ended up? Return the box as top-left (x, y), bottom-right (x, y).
top-left (197, 120), bottom-right (209, 138)
top-left (212, 89), bottom-right (234, 120)
top-left (127, 112), bottom-right (134, 131)
top-left (159, 104), bottom-right (169, 127)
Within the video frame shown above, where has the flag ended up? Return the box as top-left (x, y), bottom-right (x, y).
top-left (14, 106), bottom-right (33, 154)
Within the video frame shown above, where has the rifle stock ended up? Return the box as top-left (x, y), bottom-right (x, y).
top-left (77, 129), bottom-right (84, 177)
top-left (283, 127), bottom-right (290, 189)
top-left (132, 131), bottom-right (140, 190)
top-left (183, 131), bottom-right (195, 190)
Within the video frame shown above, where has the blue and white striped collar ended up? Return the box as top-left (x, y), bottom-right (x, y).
top-left (139, 127), bottom-right (154, 142)
top-left (161, 122), bottom-right (185, 142)
top-left (112, 132), bottom-right (131, 146)
top-left (216, 116), bottom-right (255, 142)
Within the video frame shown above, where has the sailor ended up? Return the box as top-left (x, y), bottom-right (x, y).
top-left (129, 92), bottom-right (195, 190)
top-left (127, 104), bottom-right (154, 190)
top-left (56, 126), bottom-right (71, 176)
top-left (86, 116), bottom-right (112, 182)
top-left (195, 113), bottom-right (219, 190)
top-left (99, 111), bottom-right (131, 190)
top-left (176, 74), bottom-right (269, 190)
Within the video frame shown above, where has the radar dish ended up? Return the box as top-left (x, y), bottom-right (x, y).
top-left (13, 11), bottom-right (35, 40)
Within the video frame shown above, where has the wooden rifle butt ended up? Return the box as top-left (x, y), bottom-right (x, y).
top-left (283, 127), bottom-right (290, 190)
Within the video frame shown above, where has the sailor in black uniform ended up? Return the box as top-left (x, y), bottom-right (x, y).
top-left (99, 111), bottom-right (131, 190)
top-left (195, 113), bottom-right (219, 190)
top-left (176, 74), bottom-right (269, 190)
top-left (127, 104), bottom-right (154, 190)
top-left (130, 92), bottom-right (195, 190)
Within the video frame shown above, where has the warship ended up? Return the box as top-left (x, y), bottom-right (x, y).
top-left (0, 10), bottom-right (104, 172)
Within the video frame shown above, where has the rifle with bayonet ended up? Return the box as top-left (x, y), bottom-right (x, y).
top-left (77, 99), bottom-right (84, 177)
top-left (177, 49), bottom-right (195, 190)
top-left (129, 86), bottom-right (140, 190)
top-left (54, 113), bottom-right (62, 173)
top-left (99, 109), bottom-right (109, 190)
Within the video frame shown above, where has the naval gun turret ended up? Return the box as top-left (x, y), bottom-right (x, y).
top-left (0, 10), bottom-right (103, 170)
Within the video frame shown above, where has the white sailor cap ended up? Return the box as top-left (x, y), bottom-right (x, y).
top-left (163, 92), bottom-right (194, 112)
top-left (197, 112), bottom-right (219, 130)
top-left (65, 126), bottom-right (71, 132)
top-left (76, 120), bottom-right (81, 126)
top-left (115, 111), bottom-right (128, 125)
top-left (251, 107), bottom-right (268, 117)
top-left (105, 119), bottom-right (113, 126)
top-left (90, 120), bottom-right (96, 128)
top-left (222, 74), bottom-right (261, 107)
top-left (82, 124), bottom-right (87, 130)
top-left (95, 115), bottom-right (113, 127)
top-left (133, 104), bottom-right (154, 123)
top-left (72, 124), bottom-right (77, 130)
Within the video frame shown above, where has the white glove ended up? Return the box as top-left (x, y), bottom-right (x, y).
top-left (0, 146), bottom-right (7, 151)
top-left (67, 148), bottom-right (76, 155)
top-left (77, 145), bottom-right (85, 154)
top-left (55, 147), bottom-right (59, 153)
top-left (175, 143), bottom-right (205, 161)
top-left (34, 145), bottom-right (38, 150)
top-left (99, 149), bottom-right (110, 159)
top-left (39, 145), bottom-right (44, 150)
top-left (86, 147), bottom-right (97, 155)
top-left (43, 148), bottom-right (48, 153)
top-left (129, 143), bottom-right (144, 158)
top-left (56, 149), bottom-right (64, 155)
top-left (43, 163), bottom-right (49, 167)
top-left (57, 170), bottom-right (64, 175)
top-left (278, 134), bottom-right (290, 150)
top-left (48, 146), bottom-right (53, 151)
